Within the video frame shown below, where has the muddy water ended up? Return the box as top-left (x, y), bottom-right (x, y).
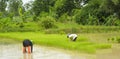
top-left (0, 44), bottom-right (93, 59)
top-left (96, 44), bottom-right (120, 59)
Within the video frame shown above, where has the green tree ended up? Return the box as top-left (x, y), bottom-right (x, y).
top-left (74, 0), bottom-right (91, 8)
top-left (75, 0), bottom-right (120, 25)
top-left (55, 0), bottom-right (76, 17)
top-left (23, 1), bottom-right (34, 15)
top-left (8, 0), bottom-right (23, 16)
top-left (32, 0), bottom-right (56, 22)
top-left (112, 0), bottom-right (120, 18)
top-left (0, 0), bottom-right (8, 18)
top-left (32, 0), bottom-right (52, 16)
top-left (0, 0), bottom-right (8, 12)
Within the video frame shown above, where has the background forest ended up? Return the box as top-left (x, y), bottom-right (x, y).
top-left (0, 0), bottom-right (120, 33)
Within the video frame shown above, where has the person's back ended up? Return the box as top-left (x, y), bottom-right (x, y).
top-left (67, 34), bottom-right (77, 41)
top-left (23, 39), bottom-right (33, 53)
top-left (23, 39), bottom-right (31, 47)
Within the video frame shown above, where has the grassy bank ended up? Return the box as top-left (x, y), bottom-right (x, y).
top-left (0, 32), bottom-right (113, 53)
top-left (0, 21), bottom-right (120, 34)
top-left (0, 38), bottom-right (20, 44)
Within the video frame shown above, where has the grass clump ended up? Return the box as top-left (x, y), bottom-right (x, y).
top-left (116, 37), bottom-right (120, 43)
top-left (95, 44), bottom-right (111, 49)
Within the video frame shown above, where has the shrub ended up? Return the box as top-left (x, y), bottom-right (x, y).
top-left (39, 16), bottom-right (57, 29)
top-left (117, 38), bottom-right (120, 43)
top-left (0, 17), bottom-right (12, 32)
top-left (58, 13), bottom-right (72, 22)
top-left (59, 31), bottom-right (65, 35)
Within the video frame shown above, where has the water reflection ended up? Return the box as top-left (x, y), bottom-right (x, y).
top-left (23, 54), bottom-right (33, 59)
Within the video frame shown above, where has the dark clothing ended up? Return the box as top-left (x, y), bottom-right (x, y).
top-left (23, 39), bottom-right (33, 53)
top-left (73, 37), bottom-right (77, 41)
top-left (23, 39), bottom-right (33, 47)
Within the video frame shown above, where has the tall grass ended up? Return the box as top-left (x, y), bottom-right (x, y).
top-left (0, 32), bottom-right (111, 53)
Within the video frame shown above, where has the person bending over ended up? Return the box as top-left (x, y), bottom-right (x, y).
top-left (67, 33), bottom-right (77, 41)
top-left (23, 39), bottom-right (33, 53)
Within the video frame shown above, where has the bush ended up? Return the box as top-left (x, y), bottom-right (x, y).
top-left (58, 13), bottom-right (72, 22)
top-left (105, 15), bottom-right (120, 26)
top-left (117, 38), bottom-right (120, 43)
top-left (59, 31), bottom-right (65, 35)
top-left (39, 16), bottom-right (57, 29)
top-left (0, 17), bottom-right (12, 32)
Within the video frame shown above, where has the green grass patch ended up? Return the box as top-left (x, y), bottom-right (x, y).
top-left (95, 43), bottom-right (111, 49)
top-left (0, 32), bottom-right (111, 53)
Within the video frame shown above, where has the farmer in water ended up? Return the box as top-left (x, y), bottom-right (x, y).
top-left (23, 39), bottom-right (33, 53)
top-left (67, 33), bottom-right (78, 41)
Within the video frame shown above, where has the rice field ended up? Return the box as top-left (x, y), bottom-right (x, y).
top-left (0, 32), bottom-right (116, 53)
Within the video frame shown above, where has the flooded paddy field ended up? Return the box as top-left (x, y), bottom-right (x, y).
top-left (0, 44), bottom-right (93, 59)
top-left (96, 44), bottom-right (120, 59)
top-left (0, 38), bottom-right (120, 59)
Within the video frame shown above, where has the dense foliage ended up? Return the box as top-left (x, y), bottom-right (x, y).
top-left (0, 0), bottom-right (120, 32)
